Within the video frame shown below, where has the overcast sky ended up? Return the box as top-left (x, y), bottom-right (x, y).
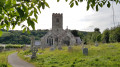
top-left (15, 0), bottom-right (120, 32)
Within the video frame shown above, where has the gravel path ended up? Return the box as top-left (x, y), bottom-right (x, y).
top-left (8, 52), bottom-right (34, 67)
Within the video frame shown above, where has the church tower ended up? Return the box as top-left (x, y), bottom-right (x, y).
top-left (52, 13), bottom-right (63, 31)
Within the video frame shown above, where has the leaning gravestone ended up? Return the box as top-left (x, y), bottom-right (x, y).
top-left (31, 46), bottom-right (38, 59)
top-left (83, 48), bottom-right (88, 56)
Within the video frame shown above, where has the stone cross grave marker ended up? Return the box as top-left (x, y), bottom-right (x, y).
top-left (31, 46), bottom-right (38, 59)
top-left (30, 36), bottom-right (35, 51)
top-left (83, 48), bottom-right (88, 56)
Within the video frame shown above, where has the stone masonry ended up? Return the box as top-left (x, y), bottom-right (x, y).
top-left (41, 13), bottom-right (81, 47)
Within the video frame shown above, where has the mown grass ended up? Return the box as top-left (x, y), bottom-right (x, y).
top-left (0, 50), bottom-right (16, 67)
top-left (18, 43), bottom-right (120, 67)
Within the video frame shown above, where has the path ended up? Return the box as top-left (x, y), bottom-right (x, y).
top-left (8, 52), bottom-right (34, 67)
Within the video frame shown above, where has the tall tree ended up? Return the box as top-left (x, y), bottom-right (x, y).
top-left (102, 29), bottom-right (110, 43)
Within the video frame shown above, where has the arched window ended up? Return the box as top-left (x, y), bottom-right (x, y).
top-left (56, 18), bottom-right (59, 23)
top-left (47, 36), bottom-right (53, 46)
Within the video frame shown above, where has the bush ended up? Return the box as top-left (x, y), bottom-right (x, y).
top-left (5, 44), bottom-right (24, 49)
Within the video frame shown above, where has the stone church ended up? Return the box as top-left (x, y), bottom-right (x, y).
top-left (41, 13), bottom-right (81, 47)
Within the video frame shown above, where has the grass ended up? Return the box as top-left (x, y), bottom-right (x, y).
top-left (18, 43), bottom-right (120, 67)
top-left (0, 50), bottom-right (16, 67)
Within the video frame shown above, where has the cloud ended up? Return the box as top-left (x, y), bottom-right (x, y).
top-left (14, 1), bottom-right (120, 33)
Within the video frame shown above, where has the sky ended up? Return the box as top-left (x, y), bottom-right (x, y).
top-left (15, 0), bottom-right (120, 33)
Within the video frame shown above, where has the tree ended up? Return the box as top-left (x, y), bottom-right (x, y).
top-left (0, 0), bottom-right (120, 35)
top-left (102, 29), bottom-right (110, 43)
top-left (94, 28), bottom-right (101, 33)
top-left (71, 30), bottom-right (79, 37)
top-left (91, 28), bottom-right (101, 42)
top-left (0, 0), bottom-right (50, 35)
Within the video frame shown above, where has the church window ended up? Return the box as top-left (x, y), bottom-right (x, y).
top-left (56, 18), bottom-right (59, 23)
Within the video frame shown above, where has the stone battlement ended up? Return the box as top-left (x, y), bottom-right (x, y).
top-left (52, 13), bottom-right (63, 16)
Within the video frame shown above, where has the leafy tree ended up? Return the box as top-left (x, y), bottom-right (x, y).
top-left (71, 30), bottom-right (79, 37)
top-left (102, 29), bottom-right (110, 43)
top-left (0, 0), bottom-right (50, 34)
top-left (94, 28), bottom-right (101, 33)
top-left (109, 26), bottom-right (120, 42)
top-left (91, 28), bottom-right (101, 42)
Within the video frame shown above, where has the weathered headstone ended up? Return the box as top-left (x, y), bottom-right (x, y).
top-left (35, 40), bottom-right (41, 46)
top-left (58, 45), bottom-right (62, 50)
top-left (68, 46), bottom-right (73, 52)
top-left (83, 48), bottom-right (88, 56)
top-left (31, 46), bottom-right (38, 59)
top-left (95, 41), bottom-right (98, 46)
top-left (50, 47), bottom-right (55, 51)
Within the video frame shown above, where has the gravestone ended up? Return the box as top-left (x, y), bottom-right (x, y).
top-left (83, 48), bottom-right (88, 56)
top-left (35, 40), bottom-right (41, 48)
top-left (50, 46), bottom-right (55, 51)
top-left (58, 46), bottom-right (62, 50)
top-left (31, 46), bottom-right (38, 59)
top-left (95, 41), bottom-right (98, 46)
top-left (68, 46), bottom-right (72, 52)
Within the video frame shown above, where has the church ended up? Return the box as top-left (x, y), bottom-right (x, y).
top-left (41, 13), bottom-right (81, 47)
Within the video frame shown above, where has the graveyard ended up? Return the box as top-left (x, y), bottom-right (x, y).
top-left (17, 43), bottom-right (120, 67)
top-left (0, 0), bottom-right (120, 67)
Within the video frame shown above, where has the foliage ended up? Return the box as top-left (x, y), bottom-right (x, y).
top-left (0, 0), bottom-right (120, 36)
top-left (109, 26), bottom-right (120, 42)
top-left (71, 30), bottom-right (79, 37)
top-left (0, 46), bottom-right (4, 49)
top-left (5, 44), bottom-right (24, 49)
top-left (0, 0), bottom-right (49, 34)
top-left (94, 28), bottom-right (101, 33)
top-left (102, 29), bottom-right (110, 43)
top-left (0, 29), bottom-right (48, 44)
top-left (68, 0), bottom-right (120, 11)
top-left (18, 43), bottom-right (120, 67)
top-left (0, 50), bottom-right (16, 67)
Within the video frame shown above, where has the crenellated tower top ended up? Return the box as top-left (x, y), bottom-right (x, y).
top-left (52, 13), bottom-right (63, 31)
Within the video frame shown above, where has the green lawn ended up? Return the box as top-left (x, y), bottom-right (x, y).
top-left (0, 50), bottom-right (16, 67)
top-left (18, 43), bottom-right (120, 67)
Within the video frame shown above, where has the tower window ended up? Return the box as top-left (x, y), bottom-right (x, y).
top-left (56, 18), bottom-right (59, 22)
